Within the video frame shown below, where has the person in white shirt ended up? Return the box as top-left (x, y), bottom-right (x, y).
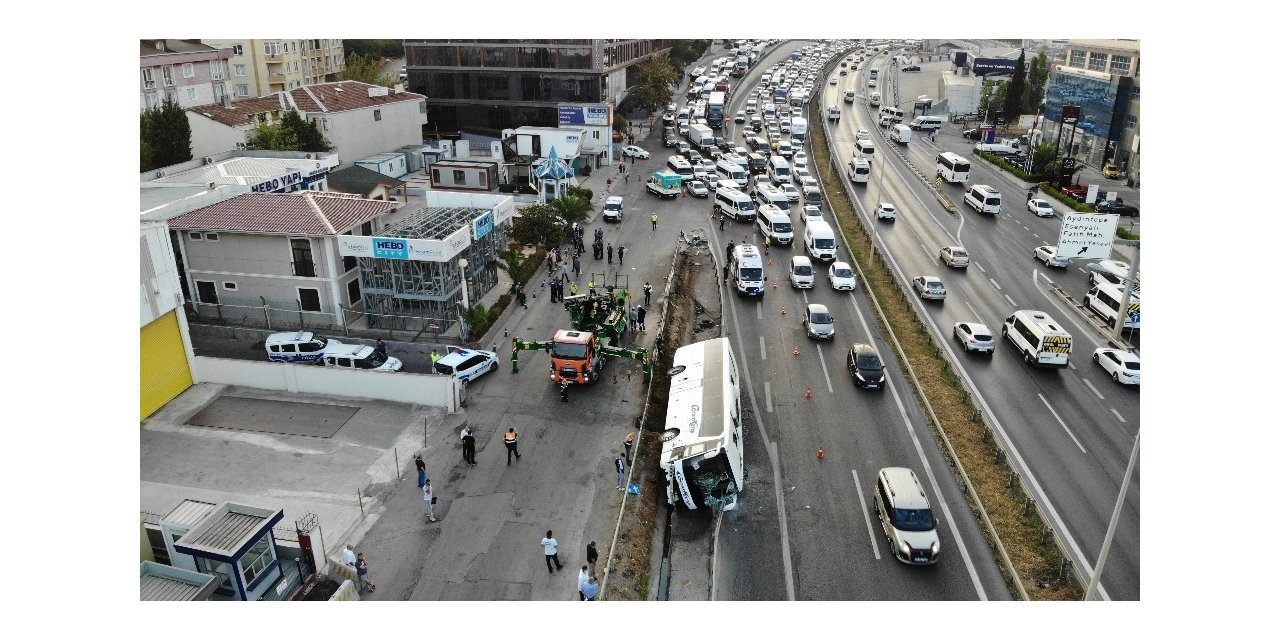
top-left (541, 530), bottom-right (563, 573)
top-left (578, 566), bottom-right (590, 601)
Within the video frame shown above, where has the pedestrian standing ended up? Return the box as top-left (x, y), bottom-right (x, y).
top-left (549, 279), bottom-right (557, 303)
top-left (619, 163), bottom-right (624, 175)
top-left (569, 282), bottom-right (579, 296)
top-left (615, 454), bottom-right (627, 490)
top-left (415, 453), bottom-right (427, 487)
top-left (618, 245), bottom-right (625, 265)
top-left (607, 243), bottom-right (614, 264)
top-left (637, 306), bottom-right (647, 332)
top-left (624, 432), bottom-right (635, 462)
top-left (342, 544), bottom-right (357, 568)
top-left (764, 234), bottom-right (771, 255)
top-left (578, 565), bottom-right (590, 601)
top-left (628, 305), bottom-right (638, 332)
top-left (720, 212), bottom-right (726, 229)
top-left (375, 338), bottom-right (387, 356)
top-left (643, 282), bottom-right (652, 306)
top-left (583, 575), bottom-right (600, 601)
top-left (586, 541), bottom-right (598, 575)
top-left (423, 479), bottom-right (437, 522)
top-left (573, 255), bottom-right (581, 277)
top-left (561, 261), bottom-right (569, 282)
top-left (541, 530), bottom-right (563, 573)
top-left (624, 173), bottom-right (629, 184)
top-left (356, 552), bottom-right (375, 592)
top-left (726, 241), bottom-right (736, 262)
top-left (462, 428), bottom-right (477, 465)
top-left (607, 178), bottom-right (613, 191)
top-left (517, 289), bottom-right (528, 309)
top-left (651, 212), bottom-right (659, 230)
top-left (723, 264), bottom-right (730, 283)
top-left (504, 427), bottom-right (522, 464)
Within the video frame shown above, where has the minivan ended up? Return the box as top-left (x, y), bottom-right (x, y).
top-left (789, 255), bottom-right (814, 288)
top-left (804, 219), bottom-right (837, 261)
top-left (716, 158), bottom-right (749, 187)
top-left (731, 243), bottom-right (767, 297)
top-left (879, 106), bottom-right (904, 122)
top-left (847, 157), bottom-right (870, 183)
top-left (854, 139), bottom-right (876, 162)
top-left (874, 467), bottom-right (941, 565)
top-left (715, 187), bottom-right (758, 222)
top-left (768, 155), bottom-right (792, 185)
top-left (963, 184), bottom-right (1002, 214)
top-left (757, 204), bottom-right (793, 245)
top-left (910, 115), bottom-right (943, 131)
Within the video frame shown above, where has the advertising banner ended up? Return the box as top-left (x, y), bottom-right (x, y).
top-left (558, 104), bottom-right (609, 126)
top-left (337, 227), bottom-right (472, 262)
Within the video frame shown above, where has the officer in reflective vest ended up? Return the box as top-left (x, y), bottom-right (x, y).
top-left (504, 428), bottom-right (521, 465)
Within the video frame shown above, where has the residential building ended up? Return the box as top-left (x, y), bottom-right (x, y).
top-left (202, 39), bottom-right (346, 99)
top-left (185, 81), bottom-right (428, 167)
top-left (404, 39), bottom-right (675, 133)
top-left (1042, 39), bottom-right (1140, 179)
top-left (140, 39), bottom-right (233, 112)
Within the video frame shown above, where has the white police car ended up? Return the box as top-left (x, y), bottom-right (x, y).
top-left (265, 331), bottom-right (343, 363)
top-left (432, 348), bottom-right (500, 386)
top-left (321, 344), bottom-right (402, 371)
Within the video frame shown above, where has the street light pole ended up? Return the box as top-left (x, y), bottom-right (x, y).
top-left (458, 258), bottom-right (470, 310)
top-left (1086, 429), bottom-right (1139, 601)
top-left (1110, 243), bottom-right (1140, 342)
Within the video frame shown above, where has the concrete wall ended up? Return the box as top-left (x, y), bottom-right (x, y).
top-left (186, 111), bottom-right (249, 159)
top-left (141, 222), bottom-right (185, 326)
top-left (192, 356), bottom-right (458, 411)
top-left (326, 98), bottom-right (429, 169)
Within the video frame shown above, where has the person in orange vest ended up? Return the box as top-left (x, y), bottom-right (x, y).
top-left (504, 427), bottom-right (521, 465)
top-left (623, 432), bottom-right (635, 462)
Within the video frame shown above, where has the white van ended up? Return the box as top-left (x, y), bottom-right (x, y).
top-left (776, 140), bottom-right (794, 158)
top-left (963, 184), bottom-right (1002, 214)
top-left (667, 155), bottom-right (694, 178)
top-left (715, 187), bottom-right (757, 222)
top-left (767, 155), bottom-right (792, 185)
top-left (890, 124), bottom-right (912, 144)
top-left (712, 178), bottom-right (738, 193)
top-left (880, 106), bottom-right (904, 122)
top-left (789, 255), bottom-right (814, 288)
top-left (716, 158), bottom-right (749, 187)
top-left (757, 204), bottom-right (794, 246)
top-left (844, 89), bottom-right (857, 104)
top-left (855, 139), bottom-right (876, 162)
top-left (756, 183), bottom-right (791, 211)
top-left (1085, 282), bottom-right (1141, 331)
top-left (731, 243), bottom-right (767, 297)
top-left (804, 219), bottom-right (838, 261)
top-left (1002, 310), bottom-right (1072, 367)
top-left (847, 157), bottom-right (870, 183)
top-left (869, 91), bottom-right (881, 107)
top-left (910, 115), bottom-right (943, 131)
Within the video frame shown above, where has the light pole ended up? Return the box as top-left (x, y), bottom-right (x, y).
top-left (458, 258), bottom-right (470, 310)
top-left (1086, 429), bottom-right (1139, 601)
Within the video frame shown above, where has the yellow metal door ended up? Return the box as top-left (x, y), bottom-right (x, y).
top-left (140, 311), bottom-right (192, 420)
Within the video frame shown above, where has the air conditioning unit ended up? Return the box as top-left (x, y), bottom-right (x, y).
top-left (155, 170), bottom-right (165, 178)
top-left (202, 156), bottom-right (213, 165)
top-left (208, 182), bottom-right (217, 190)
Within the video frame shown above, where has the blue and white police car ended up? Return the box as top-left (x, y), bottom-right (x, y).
top-left (264, 331), bottom-right (343, 363)
top-left (320, 344), bottom-right (403, 371)
top-left (432, 348), bottom-right (500, 386)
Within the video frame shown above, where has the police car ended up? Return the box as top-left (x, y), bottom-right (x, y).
top-left (432, 348), bottom-right (500, 386)
top-left (320, 344), bottom-right (402, 371)
top-left (264, 331), bottom-right (343, 363)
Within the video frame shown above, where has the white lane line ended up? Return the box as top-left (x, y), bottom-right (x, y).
top-left (815, 342), bottom-right (835, 394)
top-left (1069, 362), bottom-right (1078, 371)
top-left (963, 300), bottom-right (984, 324)
top-left (1081, 377), bottom-right (1105, 400)
top-left (989, 278), bottom-right (1002, 291)
top-left (1041, 274), bottom-right (1053, 285)
top-left (851, 469), bottom-right (882, 560)
top-left (764, 381), bottom-right (774, 413)
top-left (920, 243), bottom-right (935, 262)
top-left (1111, 408), bottom-right (1127, 423)
top-left (1033, 233), bottom-right (1040, 239)
top-left (757, 302), bottom-right (763, 320)
top-left (1038, 393), bottom-right (1087, 453)
top-left (974, 261), bottom-right (987, 274)
top-left (1077, 267), bottom-right (1090, 276)
top-left (760, 335), bottom-right (767, 361)
top-left (1004, 294), bottom-right (1016, 307)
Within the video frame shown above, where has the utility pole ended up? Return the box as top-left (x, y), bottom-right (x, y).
top-left (1086, 430), bottom-right (1139, 601)
top-left (1110, 242), bottom-right (1140, 343)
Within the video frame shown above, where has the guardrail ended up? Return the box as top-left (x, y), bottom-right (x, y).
top-left (811, 49), bottom-right (1089, 599)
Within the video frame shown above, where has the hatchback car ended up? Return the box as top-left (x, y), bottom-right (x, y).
top-left (1034, 245), bottom-right (1069, 268)
top-left (875, 202), bottom-right (897, 221)
top-left (912, 275), bottom-right (946, 300)
top-left (1027, 198), bottom-right (1055, 217)
top-left (677, 141), bottom-right (690, 154)
top-left (1093, 348), bottom-right (1140, 385)
top-left (801, 204), bottom-right (823, 225)
top-left (321, 344), bottom-right (403, 371)
top-left (1102, 162), bottom-right (1122, 179)
top-left (962, 128), bottom-right (983, 141)
top-left (1094, 200), bottom-right (1139, 217)
top-left (939, 246), bottom-right (969, 268)
top-left (953, 322), bottom-right (995, 354)
top-left (902, 64), bottom-right (921, 72)
top-left (847, 342), bottom-right (886, 389)
top-left (692, 166), bottom-right (710, 181)
top-left (664, 135), bottom-right (678, 148)
top-left (803, 303), bottom-right (835, 340)
top-left (856, 129), bottom-right (872, 141)
top-left (687, 180), bottom-right (709, 198)
top-left (621, 145), bottom-right (650, 159)
top-left (432, 348), bottom-right (500, 386)
top-left (792, 151), bottom-right (809, 168)
top-left (734, 110), bottom-right (747, 123)
top-left (829, 262), bottom-right (857, 291)
top-left (830, 77), bottom-right (838, 85)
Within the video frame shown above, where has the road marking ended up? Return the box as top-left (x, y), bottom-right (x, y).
top-left (920, 243), bottom-right (935, 262)
top-left (1004, 294), bottom-right (1016, 307)
top-left (815, 342), bottom-right (835, 394)
top-left (764, 381), bottom-right (773, 413)
top-left (974, 261), bottom-right (986, 274)
top-left (757, 302), bottom-right (763, 320)
top-left (1032, 233), bottom-right (1040, 239)
top-left (1081, 377), bottom-right (1105, 400)
top-left (1038, 393), bottom-right (1086, 453)
top-left (760, 335), bottom-right (767, 361)
top-left (989, 278), bottom-right (1002, 291)
top-left (1041, 274), bottom-right (1053, 285)
top-left (851, 469), bottom-right (881, 560)
top-left (1069, 362), bottom-right (1078, 371)
top-left (1111, 408), bottom-right (1127, 423)
top-left (963, 300), bottom-right (983, 324)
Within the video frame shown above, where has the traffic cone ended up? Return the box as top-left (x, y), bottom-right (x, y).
top-left (816, 447), bottom-right (825, 460)
top-left (805, 388), bottom-right (813, 399)
top-left (792, 347), bottom-right (800, 356)
top-left (767, 259), bottom-right (774, 266)
top-left (780, 306), bottom-right (786, 315)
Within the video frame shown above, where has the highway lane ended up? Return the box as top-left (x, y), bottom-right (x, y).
top-left (710, 42), bottom-right (1009, 601)
top-left (823, 49), bottom-right (1140, 599)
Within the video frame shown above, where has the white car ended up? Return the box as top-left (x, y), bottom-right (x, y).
top-left (692, 166), bottom-right (710, 180)
top-left (734, 110), bottom-right (747, 123)
top-left (781, 184), bottom-right (801, 202)
top-left (939, 246), bottom-right (969, 268)
top-left (856, 129), bottom-right (872, 142)
top-left (830, 77), bottom-right (838, 85)
top-left (1093, 348), bottom-right (1140, 385)
top-left (875, 202), bottom-right (897, 221)
top-left (432, 348), bottom-right (500, 386)
top-left (794, 167), bottom-right (812, 182)
top-left (678, 122), bottom-right (690, 135)
top-left (953, 322), bottom-right (995, 354)
top-left (829, 261), bottom-right (857, 291)
top-left (793, 151), bottom-right (809, 167)
top-left (321, 344), bottom-right (403, 371)
top-left (1027, 198), bottom-right (1055, 217)
top-left (621, 145), bottom-right (650, 159)
top-left (751, 175), bottom-right (772, 191)
top-left (687, 180), bottom-right (709, 198)
top-left (802, 205), bottom-right (824, 226)
top-left (1034, 245), bottom-right (1069, 268)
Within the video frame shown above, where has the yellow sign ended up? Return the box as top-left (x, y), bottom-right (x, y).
top-left (1041, 335), bottom-right (1071, 353)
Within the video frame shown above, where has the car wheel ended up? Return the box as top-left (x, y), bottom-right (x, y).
top-left (1023, 351), bottom-right (1032, 364)
top-left (490, 361), bottom-right (498, 373)
top-left (1093, 352), bottom-right (1100, 363)
top-left (1112, 372), bottom-right (1120, 383)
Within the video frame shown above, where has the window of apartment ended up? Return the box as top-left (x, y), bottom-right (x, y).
top-left (234, 64), bottom-right (247, 77)
top-left (343, 255), bottom-right (357, 272)
top-left (557, 48), bottom-right (592, 69)
top-left (166, 89), bottom-right (178, 104)
top-left (214, 83), bottom-right (225, 101)
top-left (237, 84), bottom-right (249, 97)
top-left (222, 281), bottom-right (238, 291)
top-left (182, 63), bottom-right (195, 78)
top-left (459, 46), bottom-right (481, 67)
top-left (347, 279), bottom-right (362, 305)
top-left (186, 88), bottom-right (197, 102)
top-left (297, 288), bottom-right (321, 312)
top-left (518, 46), bottom-right (553, 69)
top-left (162, 66), bottom-right (175, 86)
top-left (211, 61), bottom-right (224, 80)
top-left (1126, 114), bottom-right (1137, 129)
top-left (374, 109), bottom-right (381, 122)
top-left (291, 238), bottom-right (316, 277)
top-left (266, 42), bottom-right (279, 56)
top-left (361, 221), bottom-right (374, 236)
top-left (453, 170), bottom-right (466, 183)
top-left (1069, 50), bottom-right (1085, 67)
top-left (484, 48), bottom-right (509, 67)
top-left (313, 39), bottom-right (321, 50)
top-left (1109, 55), bottom-right (1132, 76)
top-left (232, 44), bottom-right (244, 56)
top-left (1087, 52), bottom-right (1108, 72)
top-left (145, 93), bottom-right (160, 109)
top-left (142, 68), bottom-right (155, 89)
top-left (188, 231), bottom-right (204, 241)
top-left (205, 232), bottom-right (219, 242)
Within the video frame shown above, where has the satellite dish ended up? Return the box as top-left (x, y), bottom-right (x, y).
top-left (667, 365), bottom-right (686, 376)
top-left (660, 428), bottom-right (681, 442)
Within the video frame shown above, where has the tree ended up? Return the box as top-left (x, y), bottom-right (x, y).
top-left (548, 194), bottom-right (590, 226)
top-left (140, 139), bottom-right (155, 173)
top-left (1025, 50), bottom-right (1049, 114)
top-left (1029, 142), bottom-right (1057, 177)
top-left (977, 80), bottom-right (1007, 120)
top-left (140, 97), bottom-right (193, 169)
top-left (339, 52), bottom-right (395, 87)
top-left (512, 203), bottom-right (567, 248)
top-left (343, 40), bottom-right (404, 60)
top-left (628, 54), bottom-right (680, 112)
top-left (247, 121), bottom-right (297, 151)
top-left (1002, 50), bottom-right (1027, 123)
top-left (281, 109), bottom-right (333, 152)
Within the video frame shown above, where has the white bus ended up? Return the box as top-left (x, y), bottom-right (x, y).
top-left (661, 337), bottom-right (745, 511)
top-left (1002, 310), bottom-right (1073, 367)
top-left (936, 152), bottom-right (971, 183)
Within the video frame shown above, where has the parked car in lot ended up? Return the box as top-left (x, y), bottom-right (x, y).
top-left (1027, 198), bottom-right (1055, 217)
top-left (938, 246), bottom-right (969, 268)
top-left (912, 275), bottom-right (946, 300)
top-left (1093, 348), bottom-right (1140, 385)
top-left (1034, 245), bottom-right (1069, 268)
top-left (953, 322), bottom-right (995, 354)
top-left (1094, 199), bottom-right (1140, 216)
top-left (847, 342), bottom-right (886, 389)
top-left (961, 128), bottom-right (984, 141)
top-left (621, 145), bottom-right (650, 159)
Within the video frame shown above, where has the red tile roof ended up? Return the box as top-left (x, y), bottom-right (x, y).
top-left (189, 81), bottom-right (424, 127)
top-left (167, 192), bottom-right (396, 235)
top-left (190, 94), bottom-right (288, 128)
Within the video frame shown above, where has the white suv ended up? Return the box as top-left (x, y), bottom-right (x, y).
top-left (433, 348), bottom-right (500, 386)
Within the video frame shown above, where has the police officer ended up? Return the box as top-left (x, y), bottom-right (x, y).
top-left (643, 282), bottom-right (653, 306)
top-left (503, 427), bottom-right (521, 465)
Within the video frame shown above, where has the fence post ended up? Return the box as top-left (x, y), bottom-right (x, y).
top-left (263, 304), bottom-right (271, 330)
top-left (394, 448), bottom-right (401, 479)
top-left (357, 488), bottom-right (364, 517)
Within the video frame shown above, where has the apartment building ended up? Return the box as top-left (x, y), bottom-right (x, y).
top-left (202, 39), bottom-right (346, 99)
top-left (140, 40), bottom-right (233, 111)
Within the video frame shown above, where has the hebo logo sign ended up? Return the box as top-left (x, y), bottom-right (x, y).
top-left (373, 237), bottom-right (409, 259)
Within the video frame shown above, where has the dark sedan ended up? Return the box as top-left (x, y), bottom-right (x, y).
top-left (962, 128), bottom-right (983, 140)
top-left (902, 65), bottom-right (921, 72)
top-left (847, 343), bottom-right (886, 390)
top-left (1094, 200), bottom-right (1140, 217)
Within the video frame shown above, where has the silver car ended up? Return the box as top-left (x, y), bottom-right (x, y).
top-left (953, 322), bottom-right (995, 353)
top-left (912, 276), bottom-right (946, 300)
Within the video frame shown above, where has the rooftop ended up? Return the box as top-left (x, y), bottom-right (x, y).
top-left (1067, 39), bottom-right (1140, 53)
top-left (167, 192), bottom-right (397, 235)
top-left (327, 165), bottom-right (406, 195)
top-left (189, 81), bottom-right (426, 128)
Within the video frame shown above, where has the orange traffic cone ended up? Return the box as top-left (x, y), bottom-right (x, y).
top-left (816, 447), bottom-right (825, 460)
top-left (780, 306), bottom-right (786, 315)
top-left (792, 347), bottom-right (800, 356)
top-left (805, 388), bottom-right (813, 399)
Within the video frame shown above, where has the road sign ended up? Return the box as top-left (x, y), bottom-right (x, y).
top-left (1056, 213), bottom-right (1119, 260)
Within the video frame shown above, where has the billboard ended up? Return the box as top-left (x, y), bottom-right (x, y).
top-left (1055, 213), bottom-right (1119, 260)
top-left (337, 227), bottom-right (472, 263)
top-left (973, 57), bottom-right (1017, 76)
top-left (558, 103), bottom-right (609, 126)
top-left (1044, 68), bottom-right (1118, 140)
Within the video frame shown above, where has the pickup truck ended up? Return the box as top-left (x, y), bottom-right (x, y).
top-left (646, 171), bottom-right (683, 199)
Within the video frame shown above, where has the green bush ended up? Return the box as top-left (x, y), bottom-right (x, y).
top-left (567, 185), bottom-right (593, 202)
top-left (973, 149), bottom-right (1040, 181)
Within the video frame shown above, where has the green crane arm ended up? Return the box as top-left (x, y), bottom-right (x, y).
top-left (510, 337), bottom-right (553, 374)
top-left (599, 345), bottom-right (652, 382)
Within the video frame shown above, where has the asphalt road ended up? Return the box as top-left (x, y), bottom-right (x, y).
top-left (822, 49), bottom-right (1140, 600)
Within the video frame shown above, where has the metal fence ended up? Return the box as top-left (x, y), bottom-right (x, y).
top-left (188, 301), bottom-right (456, 342)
